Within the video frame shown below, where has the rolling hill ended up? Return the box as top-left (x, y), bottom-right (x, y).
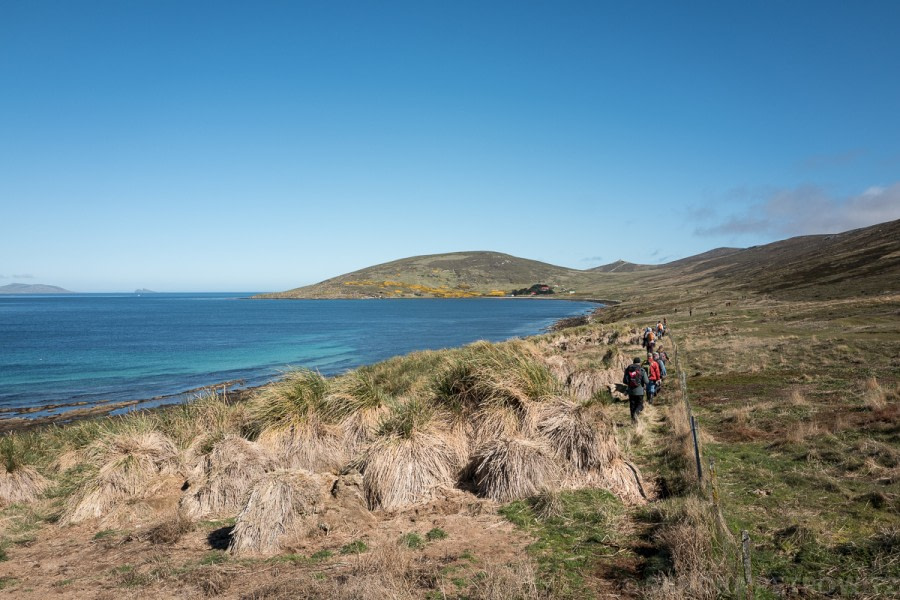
top-left (588, 260), bottom-right (655, 273)
top-left (256, 251), bottom-right (588, 299)
top-left (258, 219), bottom-right (900, 300)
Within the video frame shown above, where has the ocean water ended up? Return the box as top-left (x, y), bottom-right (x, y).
top-left (0, 294), bottom-right (596, 419)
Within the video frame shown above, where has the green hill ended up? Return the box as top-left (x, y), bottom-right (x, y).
top-left (256, 251), bottom-right (588, 298)
top-left (258, 219), bottom-right (900, 301)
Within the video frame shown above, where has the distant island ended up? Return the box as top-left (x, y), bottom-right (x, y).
top-left (0, 283), bottom-right (73, 294)
top-left (134, 288), bottom-right (157, 294)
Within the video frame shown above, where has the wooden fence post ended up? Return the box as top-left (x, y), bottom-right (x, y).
top-left (741, 529), bottom-right (753, 597)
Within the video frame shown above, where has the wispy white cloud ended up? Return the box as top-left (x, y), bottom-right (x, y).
top-left (695, 183), bottom-right (900, 237)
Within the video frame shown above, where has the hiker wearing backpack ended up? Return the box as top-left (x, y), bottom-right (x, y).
top-left (644, 353), bottom-right (662, 401)
top-left (623, 358), bottom-right (649, 422)
top-left (657, 345), bottom-right (670, 365)
top-left (642, 327), bottom-right (651, 349)
top-left (653, 351), bottom-right (667, 383)
top-left (656, 321), bottom-right (664, 338)
top-left (646, 329), bottom-right (656, 353)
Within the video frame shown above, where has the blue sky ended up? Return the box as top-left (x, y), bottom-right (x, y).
top-left (2, 1), bottom-right (899, 292)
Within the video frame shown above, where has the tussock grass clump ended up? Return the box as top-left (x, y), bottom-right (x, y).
top-left (0, 466), bottom-right (49, 506)
top-left (59, 430), bottom-right (179, 526)
top-left (532, 487), bottom-right (564, 520)
top-left (228, 469), bottom-right (322, 555)
top-left (434, 342), bottom-right (561, 449)
top-left (158, 392), bottom-right (251, 449)
top-left (529, 397), bottom-right (645, 503)
top-left (251, 369), bottom-right (347, 472)
top-left (533, 397), bottom-right (619, 470)
top-left (434, 341), bottom-right (560, 410)
top-left (179, 435), bottom-right (276, 520)
top-left (356, 399), bottom-right (457, 510)
top-left (473, 437), bottom-right (561, 502)
top-left (327, 370), bottom-right (394, 449)
top-left (0, 437), bottom-right (49, 506)
top-left (543, 354), bottom-right (574, 384)
top-left (591, 458), bottom-right (648, 505)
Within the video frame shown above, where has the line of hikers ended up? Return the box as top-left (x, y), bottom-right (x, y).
top-left (623, 321), bottom-right (670, 422)
top-left (641, 319), bottom-right (667, 353)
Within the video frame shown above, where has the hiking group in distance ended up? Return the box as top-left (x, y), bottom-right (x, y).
top-left (623, 319), bottom-right (669, 422)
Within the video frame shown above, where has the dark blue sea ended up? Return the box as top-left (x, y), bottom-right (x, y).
top-left (0, 294), bottom-right (595, 419)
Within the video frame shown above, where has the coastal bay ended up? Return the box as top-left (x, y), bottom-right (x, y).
top-left (0, 294), bottom-right (594, 424)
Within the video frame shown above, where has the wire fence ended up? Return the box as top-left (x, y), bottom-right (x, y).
top-left (662, 330), bottom-right (755, 598)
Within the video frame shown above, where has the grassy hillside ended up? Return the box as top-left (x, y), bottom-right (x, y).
top-left (256, 251), bottom-right (589, 298)
top-left (258, 219), bottom-right (900, 302)
top-left (588, 260), bottom-right (656, 273)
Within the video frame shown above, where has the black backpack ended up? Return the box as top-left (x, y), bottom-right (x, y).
top-left (625, 365), bottom-right (642, 389)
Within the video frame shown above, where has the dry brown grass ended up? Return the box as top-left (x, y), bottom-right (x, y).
top-left (357, 430), bottom-right (457, 510)
top-left (144, 512), bottom-right (196, 544)
top-left (162, 392), bottom-right (251, 449)
top-left (722, 404), bottom-right (751, 426)
top-left (787, 388), bottom-right (810, 407)
top-left (533, 487), bottom-right (564, 520)
top-left (251, 369), bottom-right (349, 472)
top-left (240, 542), bottom-right (418, 599)
top-left (257, 422), bottom-right (348, 473)
top-left (179, 434), bottom-right (276, 520)
top-left (863, 376), bottom-right (888, 410)
top-left (49, 449), bottom-right (81, 473)
top-left (352, 397), bottom-right (460, 510)
top-left (533, 397), bottom-right (619, 470)
top-left (473, 436), bottom-right (561, 502)
top-left (663, 398), bottom-right (700, 487)
top-left (0, 465), bottom-right (49, 506)
top-left (228, 469), bottom-right (323, 555)
top-left (586, 458), bottom-right (648, 504)
top-left (644, 497), bottom-right (726, 600)
top-left (59, 430), bottom-right (179, 526)
top-left (466, 559), bottom-right (544, 600)
top-left (784, 420), bottom-right (821, 444)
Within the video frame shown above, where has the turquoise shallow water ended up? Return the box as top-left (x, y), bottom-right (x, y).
top-left (0, 294), bottom-right (595, 418)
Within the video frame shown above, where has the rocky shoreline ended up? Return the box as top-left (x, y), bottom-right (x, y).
top-left (0, 380), bottom-right (260, 434)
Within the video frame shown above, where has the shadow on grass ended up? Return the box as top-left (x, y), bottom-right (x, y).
top-left (207, 526), bottom-right (233, 550)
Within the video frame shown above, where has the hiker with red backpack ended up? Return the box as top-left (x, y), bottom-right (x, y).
top-left (623, 358), bottom-right (650, 422)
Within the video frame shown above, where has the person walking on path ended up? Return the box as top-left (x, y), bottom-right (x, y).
top-left (644, 353), bottom-right (662, 402)
top-left (653, 351), bottom-right (667, 383)
top-left (657, 345), bottom-right (669, 365)
top-left (624, 358), bottom-right (649, 422)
